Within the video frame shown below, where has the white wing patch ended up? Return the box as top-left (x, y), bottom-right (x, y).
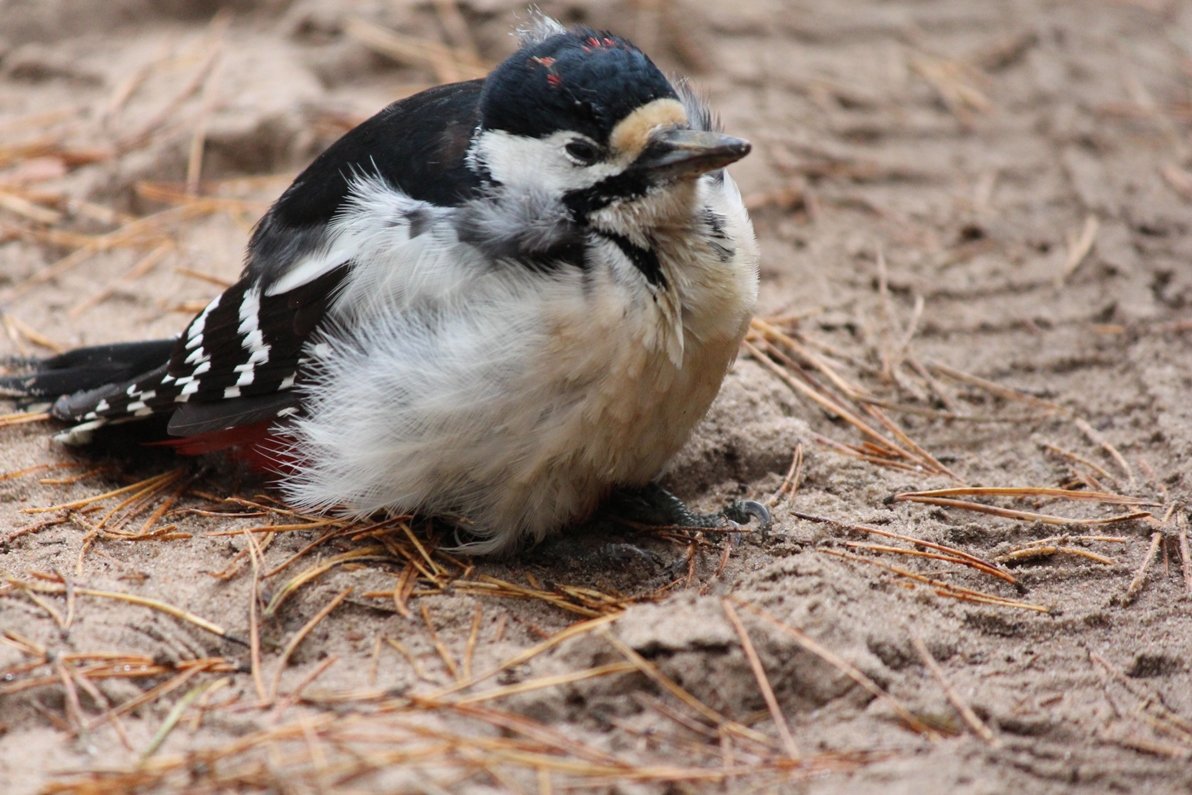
top-left (264, 175), bottom-right (492, 324)
top-left (184, 292), bottom-right (220, 354)
top-left (265, 240), bottom-right (360, 297)
top-left (265, 175), bottom-right (460, 301)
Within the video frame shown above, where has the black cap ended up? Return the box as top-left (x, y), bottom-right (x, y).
top-left (480, 29), bottom-right (679, 142)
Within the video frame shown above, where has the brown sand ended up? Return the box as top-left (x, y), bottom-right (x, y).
top-left (2, 1), bottom-right (1192, 792)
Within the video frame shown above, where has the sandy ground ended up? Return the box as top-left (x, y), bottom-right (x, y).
top-left (2, 0), bottom-right (1192, 792)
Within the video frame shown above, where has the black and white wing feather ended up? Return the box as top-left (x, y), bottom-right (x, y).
top-left (1, 81), bottom-right (487, 443)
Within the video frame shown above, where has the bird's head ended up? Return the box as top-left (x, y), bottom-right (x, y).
top-left (469, 27), bottom-right (750, 236)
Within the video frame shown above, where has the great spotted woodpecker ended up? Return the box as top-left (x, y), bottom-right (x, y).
top-left (2, 15), bottom-right (764, 553)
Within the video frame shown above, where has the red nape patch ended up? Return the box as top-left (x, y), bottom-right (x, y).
top-left (149, 420), bottom-right (299, 474)
top-left (581, 36), bottom-right (618, 52)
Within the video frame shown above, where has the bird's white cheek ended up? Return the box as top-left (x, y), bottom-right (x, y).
top-left (472, 130), bottom-right (619, 192)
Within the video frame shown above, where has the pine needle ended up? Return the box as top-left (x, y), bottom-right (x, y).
top-left (1122, 531), bottom-right (1163, 605)
top-left (270, 587), bottom-right (352, 699)
top-left (6, 578), bottom-right (232, 639)
top-left (730, 597), bottom-right (941, 737)
top-left (722, 599), bottom-right (801, 759)
top-left (264, 546), bottom-right (389, 617)
top-left (910, 634), bottom-right (999, 746)
top-left (0, 411), bottom-right (52, 428)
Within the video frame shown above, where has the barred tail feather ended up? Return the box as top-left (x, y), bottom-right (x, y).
top-left (0, 340), bottom-right (175, 402)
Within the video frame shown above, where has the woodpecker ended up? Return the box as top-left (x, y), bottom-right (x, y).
top-left (1, 16), bottom-right (763, 554)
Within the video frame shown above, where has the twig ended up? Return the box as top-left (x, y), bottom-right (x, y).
top-left (68, 241), bottom-right (173, 318)
top-left (463, 604), bottom-right (483, 681)
top-left (895, 486), bottom-right (1148, 505)
top-left (6, 579), bottom-right (230, 639)
top-left (1161, 164), bottom-right (1192, 201)
top-left (744, 340), bottom-right (935, 474)
top-left (344, 17), bottom-right (488, 82)
top-left (22, 470), bottom-right (183, 514)
top-left (791, 511), bottom-right (1016, 584)
top-left (450, 663), bottom-right (637, 706)
top-left (864, 403), bottom-right (961, 481)
top-left (385, 637), bottom-right (435, 683)
top-left (421, 604), bottom-right (460, 681)
top-left (0, 188), bottom-right (62, 224)
top-left (264, 546), bottom-right (388, 617)
top-left (996, 545), bottom-right (1116, 566)
top-left (114, 37), bottom-right (222, 153)
top-left (173, 266), bottom-right (234, 289)
top-left (245, 532), bottom-right (269, 704)
top-left (431, 0), bottom-right (481, 64)
top-left (0, 411), bottom-right (52, 428)
top-left (600, 629), bottom-right (773, 747)
top-left (427, 613), bottom-right (621, 700)
top-left (893, 495), bottom-right (1150, 527)
top-left (909, 52), bottom-right (991, 121)
top-left (3, 314), bottom-right (64, 353)
top-left (721, 599), bottom-right (800, 759)
top-left (185, 17), bottom-right (228, 193)
top-left (140, 677), bottom-right (228, 761)
top-left (926, 360), bottom-right (1065, 413)
top-left (767, 444), bottom-right (804, 507)
top-left (1122, 532), bottom-right (1162, 605)
top-left (1074, 417), bottom-right (1135, 488)
top-left (846, 542), bottom-right (1016, 578)
top-left (820, 549), bottom-right (1050, 612)
top-left (55, 660), bottom-right (87, 736)
top-left (270, 587), bottom-right (352, 699)
top-left (1179, 514), bottom-right (1192, 597)
top-left (910, 634), bottom-right (999, 746)
top-left (730, 597), bottom-right (941, 737)
top-left (274, 656), bottom-right (339, 719)
top-left (1042, 443), bottom-right (1118, 485)
top-left (1057, 215), bottom-right (1100, 284)
top-left (391, 562), bottom-right (418, 619)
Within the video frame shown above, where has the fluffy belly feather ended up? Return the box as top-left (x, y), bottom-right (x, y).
top-left (282, 192), bottom-right (757, 554)
top-left (495, 279), bottom-right (747, 540)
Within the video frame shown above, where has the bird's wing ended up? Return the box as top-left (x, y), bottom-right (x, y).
top-left (19, 80), bottom-right (488, 442)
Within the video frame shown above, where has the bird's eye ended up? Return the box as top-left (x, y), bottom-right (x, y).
top-left (565, 139), bottom-right (601, 166)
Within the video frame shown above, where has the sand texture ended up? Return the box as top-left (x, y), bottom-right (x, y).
top-left (2, 1), bottom-right (1192, 792)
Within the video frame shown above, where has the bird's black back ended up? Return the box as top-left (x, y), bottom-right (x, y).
top-left (247, 79), bottom-right (486, 288)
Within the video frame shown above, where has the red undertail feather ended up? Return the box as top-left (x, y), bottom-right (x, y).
top-left (149, 421), bottom-right (298, 473)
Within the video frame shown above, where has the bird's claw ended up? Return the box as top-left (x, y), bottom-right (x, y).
top-left (723, 499), bottom-right (773, 533)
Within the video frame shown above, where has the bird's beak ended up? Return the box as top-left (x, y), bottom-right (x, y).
top-left (634, 129), bottom-right (751, 179)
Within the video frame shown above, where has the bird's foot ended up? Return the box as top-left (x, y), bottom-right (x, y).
top-left (603, 482), bottom-right (772, 533)
top-left (526, 485), bottom-right (771, 584)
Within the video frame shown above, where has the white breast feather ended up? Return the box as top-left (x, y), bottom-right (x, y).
top-left (280, 172), bottom-right (758, 554)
